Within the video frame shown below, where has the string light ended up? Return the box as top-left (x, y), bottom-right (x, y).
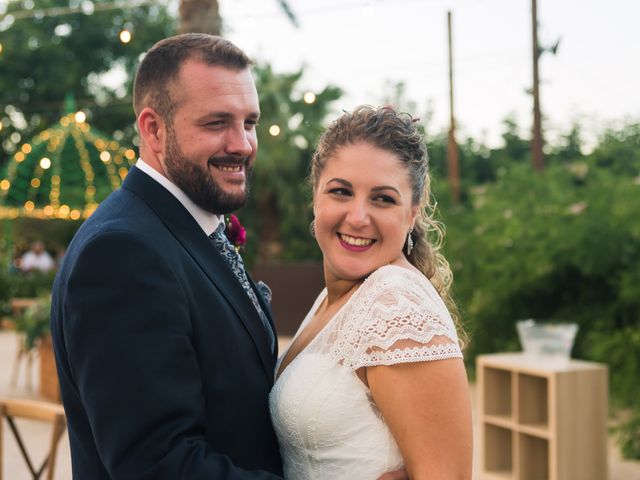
top-left (0, 111), bottom-right (135, 220)
top-left (303, 91), bottom-right (316, 104)
top-left (119, 29), bottom-right (132, 43)
top-left (71, 126), bottom-right (97, 205)
top-left (269, 125), bottom-right (281, 136)
top-left (0, 42), bottom-right (3, 54)
top-left (59, 205), bottom-right (70, 217)
top-left (86, 130), bottom-right (122, 189)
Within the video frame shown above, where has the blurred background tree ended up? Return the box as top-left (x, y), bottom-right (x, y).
top-left (0, 0), bottom-right (176, 169)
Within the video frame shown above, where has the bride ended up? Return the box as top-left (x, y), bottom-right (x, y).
top-left (269, 106), bottom-right (472, 479)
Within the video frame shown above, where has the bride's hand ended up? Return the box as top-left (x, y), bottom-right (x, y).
top-left (377, 468), bottom-right (408, 480)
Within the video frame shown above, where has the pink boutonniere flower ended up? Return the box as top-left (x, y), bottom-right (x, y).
top-left (225, 214), bottom-right (247, 252)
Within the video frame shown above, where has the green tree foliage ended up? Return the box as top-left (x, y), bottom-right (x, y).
top-left (0, 0), bottom-right (176, 166)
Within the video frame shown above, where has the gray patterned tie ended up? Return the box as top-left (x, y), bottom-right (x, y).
top-left (210, 223), bottom-right (275, 352)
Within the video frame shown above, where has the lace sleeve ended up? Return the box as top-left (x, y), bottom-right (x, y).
top-left (330, 266), bottom-right (462, 370)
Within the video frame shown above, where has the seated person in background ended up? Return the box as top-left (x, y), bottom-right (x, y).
top-left (20, 241), bottom-right (55, 273)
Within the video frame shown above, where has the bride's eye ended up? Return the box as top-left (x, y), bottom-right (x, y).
top-left (373, 194), bottom-right (397, 205)
top-left (328, 188), bottom-right (351, 197)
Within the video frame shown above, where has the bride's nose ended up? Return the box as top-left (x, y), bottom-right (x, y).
top-left (345, 200), bottom-right (371, 229)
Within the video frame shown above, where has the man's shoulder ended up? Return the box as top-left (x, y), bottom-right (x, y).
top-left (64, 189), bottom-right (165, 260)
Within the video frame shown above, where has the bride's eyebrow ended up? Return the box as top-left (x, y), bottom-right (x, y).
top-left (326, 178), bottom-right (352, 187)
top-left (371, 186), bottom-right (400, 195)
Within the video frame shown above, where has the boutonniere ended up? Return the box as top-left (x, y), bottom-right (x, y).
top-left (225, 214), bottom-right (247, 253)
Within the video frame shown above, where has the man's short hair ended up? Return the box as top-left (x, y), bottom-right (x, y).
top-left (133, 33), bottom-right (252, 121)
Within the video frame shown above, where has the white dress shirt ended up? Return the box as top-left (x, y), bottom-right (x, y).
top-left (135, 158), bottom-right (222, 236)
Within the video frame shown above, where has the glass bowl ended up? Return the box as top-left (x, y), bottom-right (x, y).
top-left (516, 319), bottom-right (578, 360)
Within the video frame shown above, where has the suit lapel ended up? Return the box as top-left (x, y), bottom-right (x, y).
top-left (247, 273), bottom-right (278, 358)
top-left (122, 167), bottom-right (275, 380)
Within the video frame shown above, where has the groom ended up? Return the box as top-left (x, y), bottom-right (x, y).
top-left (50, 34), bottom-right (283, 479)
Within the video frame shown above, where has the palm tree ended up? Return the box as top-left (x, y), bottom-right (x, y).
top-left (178, 0), bottom-right (298, 35)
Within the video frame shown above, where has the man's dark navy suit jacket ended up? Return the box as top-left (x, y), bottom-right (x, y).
top-left (50, 166), bottom-right (283, 479)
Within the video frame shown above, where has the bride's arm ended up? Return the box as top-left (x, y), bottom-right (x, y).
top-left (366, 353), bottom-right (472, 480)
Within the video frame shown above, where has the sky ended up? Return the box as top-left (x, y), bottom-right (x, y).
top-left (220, 0), bottom-right (640, 148)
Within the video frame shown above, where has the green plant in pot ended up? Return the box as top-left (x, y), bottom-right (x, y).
top-left (13, 296), bottom-right (52, 350)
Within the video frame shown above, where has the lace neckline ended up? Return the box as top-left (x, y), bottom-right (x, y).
top-left (275, 264), bottom-right (422, 381)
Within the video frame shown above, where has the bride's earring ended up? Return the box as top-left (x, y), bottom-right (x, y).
top-left (309, 220), bottom-right (316, 238)
top-left (405, 229), bottom-right (414, 256)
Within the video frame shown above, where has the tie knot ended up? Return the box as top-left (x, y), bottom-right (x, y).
top-left (212, 221), bottom-right (226, 238)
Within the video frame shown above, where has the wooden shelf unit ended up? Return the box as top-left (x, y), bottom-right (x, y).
top-left (477, 353), bottom-right (608, 480)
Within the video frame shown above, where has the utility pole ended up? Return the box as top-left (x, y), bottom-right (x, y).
top-left (531, 0), bottom-right (544, 171)
top-left (447, 11), bottom-right (461, 203)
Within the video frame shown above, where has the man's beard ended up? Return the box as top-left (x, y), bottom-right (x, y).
top-left (164, 129), bottom-right (251, 215)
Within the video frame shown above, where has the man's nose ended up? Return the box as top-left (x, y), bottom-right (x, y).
top-left (225, 125), bottom-right (253, 157)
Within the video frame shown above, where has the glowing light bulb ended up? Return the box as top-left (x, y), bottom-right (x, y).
top-left (40, 157), bottom-right (52, 169)
top-left (119, 30), bottom-right (132, 44)
top-left (75, 111), bottom-right (86, 123)
top-left (303, 92), bottom-right (316, 104)
top-left (100, 151), bottom-right (111, 162)
top-left (269, 125), bottom-right (281, 136)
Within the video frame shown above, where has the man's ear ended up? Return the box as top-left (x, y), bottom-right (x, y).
top-left (137, 107), bottom-right (166, 156)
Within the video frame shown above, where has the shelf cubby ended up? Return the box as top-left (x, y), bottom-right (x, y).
top-left (482, 366), bottom-right (512, 419)
top-left (517, 373), bottom-right (548, 429)
top-left (484, 424), bottom-right (513, 477)
top-left (519, 433), bottom-right (549, 480)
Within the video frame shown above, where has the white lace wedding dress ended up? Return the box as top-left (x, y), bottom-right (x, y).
top-left (269, 265), bottom-right (463, 479)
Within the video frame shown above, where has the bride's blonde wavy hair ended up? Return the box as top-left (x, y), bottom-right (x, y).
top-left (310, 105), bottom-right (466, 345)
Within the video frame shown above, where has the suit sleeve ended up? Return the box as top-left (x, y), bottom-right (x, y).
top-left (62, 230), bottom-right (281, 479)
